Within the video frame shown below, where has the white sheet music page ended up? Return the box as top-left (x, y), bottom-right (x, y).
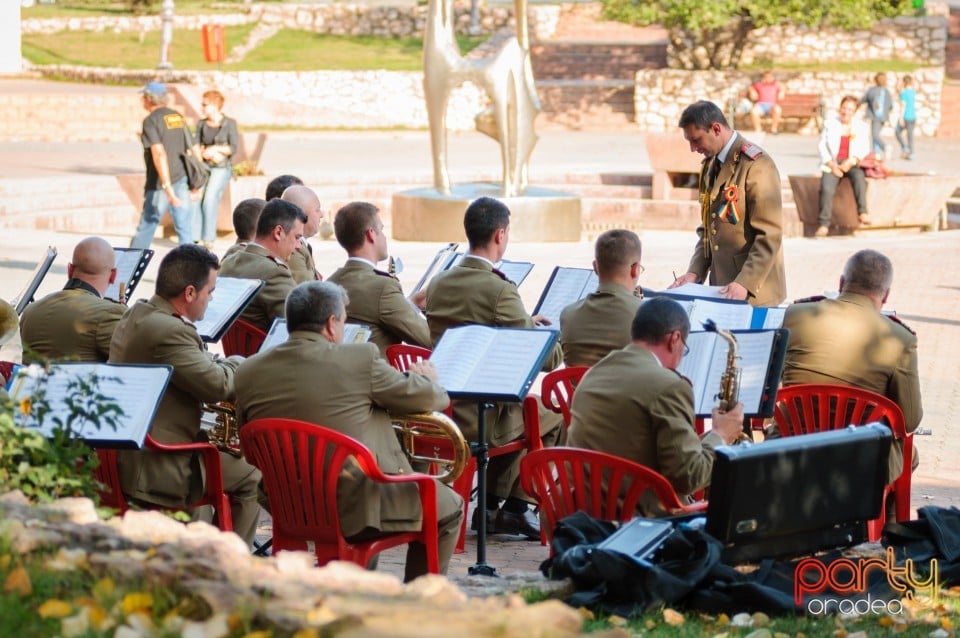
top-left (730, 331), bottom-right (776, 413)
top-left (194, 277), bottom-right (262, 341)
top-left (10, 363), bottom-right (171, 447)
top-left (687, 299), bottom-right (755, 331)
top-left (536, 267), bottom-right (599, 327)
top-left (411, 243), bottom-right (459, 296)
top-left (496, 260), bottom-right (535, 287)
top-left (430, 325), bottom-right (498, 392)
top-left (660, 283), bottom-right (726, 299)
top-left (260, 318), bottom-right (289, 352)
top-left (105, 249), bottom-right (146, 301)
top-left (677, 332), bottom-right (719, 409)
top-left (759, 307), bottom-right (787, 329)
top-left (344, 324), bottom-right (372, 344)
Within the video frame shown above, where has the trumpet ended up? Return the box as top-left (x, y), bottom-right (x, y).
top-left (391, 411), bottom-right (469, 483)
top-left (703, 320), bottom-right (752, 446)
top-left (201, 401), bottom-right (242, 457)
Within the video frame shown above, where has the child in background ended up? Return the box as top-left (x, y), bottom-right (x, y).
top-left (895, 75), bottom-right (917, 160)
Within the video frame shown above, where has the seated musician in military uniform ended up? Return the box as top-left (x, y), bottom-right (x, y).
top-left (281, 185), bottom-right (324, 283)
top-left (779, 249), bottom-right (922, 487)
top-left (425, 196), bottom-right (563, 540)
top-left (559, 229), bottom-right (644, 368)
top-left (223, 198), bottom-right (266, 261)
top-left (220, 199), bottom-right (306, 331)
top-left (109, 245), bottom-right (261, 547)
top-left (21, 236), bottom-right (125, 363)
top-left (234, 281), bottom-right (463, 580)
top-left (568, 297), bottom-right (745, 514)
top-left (327, 201), bottom-right (431, 356)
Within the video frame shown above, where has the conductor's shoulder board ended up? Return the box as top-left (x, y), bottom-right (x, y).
top-left (740, 142), bottom-right (764, 160)
top-left (888, 313), bottom-right (917, 336)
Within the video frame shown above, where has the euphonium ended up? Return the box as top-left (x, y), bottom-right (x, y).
top-left (703, 320), bottom-right (752, 445)
top-left (201, 401), bottom-right (242, 457)
top-left (391, 411), bottom-right (469, 483)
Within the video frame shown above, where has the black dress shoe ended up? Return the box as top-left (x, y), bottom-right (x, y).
top-left (470, 507), bottom-right (496, 532)
top-left (494, 508), bottom-right (541, 540)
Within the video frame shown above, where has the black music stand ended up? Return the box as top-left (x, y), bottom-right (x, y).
top-left (12, 246), bottom-right (57, 315)
top-left (430, 325), bottom-right (560, 577)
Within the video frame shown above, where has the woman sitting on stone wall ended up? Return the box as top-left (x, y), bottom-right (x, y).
top-left (815, 94), bottom-right (871, 237)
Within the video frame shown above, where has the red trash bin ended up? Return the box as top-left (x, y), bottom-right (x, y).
top-left (201, 24), bottom-right (225, 64)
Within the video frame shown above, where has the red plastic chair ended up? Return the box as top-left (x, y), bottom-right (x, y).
top-left (385, 344), bottom-right (433, 372)
top-left (0, 360), bottom-right (16, 387)
top-left (239, 417), bottom-right (441, 573)
top-left (772, 383), bottom-right (912, 541)
top-left (221, 318), bottom-right (266, 357)
top-left (520, 447), bottom-right (707, 548)
top-left (92, 449), bottom-right (128, 514)
top-left (540, 366), bottom-right (589, 429)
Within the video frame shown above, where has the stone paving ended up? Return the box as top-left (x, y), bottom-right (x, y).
top-left (1, 125), bottom-right (958, 587)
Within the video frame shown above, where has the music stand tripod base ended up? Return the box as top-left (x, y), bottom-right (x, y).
top-left (468, 400), bottom-right (499, 577)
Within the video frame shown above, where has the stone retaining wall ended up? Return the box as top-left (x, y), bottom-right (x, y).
top-left (634, 68), bottom-right (945, 137)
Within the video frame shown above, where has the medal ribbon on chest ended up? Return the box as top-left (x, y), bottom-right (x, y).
top-left (717, 185), bottom-right (741, 224)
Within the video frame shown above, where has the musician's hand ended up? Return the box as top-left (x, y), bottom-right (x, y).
top-left (668, 272), bottom-right (698, 289)
top-left (711, 402), bottom-right (745, 445)
top-left (410, 289), bottom-right (428, 311)
top-left (719, 281), bottom-right (748, 300)
top-left (409, 360), bottom-right (439, 381)
top-left (532, 314), bottom-right (552, 327)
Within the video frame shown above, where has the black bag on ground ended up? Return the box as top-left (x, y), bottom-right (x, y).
top-left (884, 506), bottom-right (960, 586)
top-left (181, 126), bottom-right (210, 191)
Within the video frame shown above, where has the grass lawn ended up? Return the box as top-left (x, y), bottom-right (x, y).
top-left (21, 27), bottom-right (484, 72)
top-left (21, 0), bottom-right (259, 18)
top-left (741, 59), bottom-right (925, 73)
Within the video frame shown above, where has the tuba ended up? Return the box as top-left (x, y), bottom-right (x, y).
top-left (391, 411), bottom-right (469, 483)
top-left (201, 401), bottom-right (242, 457)
top-left (703, 320), bottom-right (752, 445)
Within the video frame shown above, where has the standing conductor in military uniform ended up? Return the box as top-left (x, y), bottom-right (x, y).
top-left (669, 100), bottom-right (786, 307)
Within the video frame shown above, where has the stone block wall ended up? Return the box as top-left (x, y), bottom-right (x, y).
top-left (634, 68), bottom-right (945, 137)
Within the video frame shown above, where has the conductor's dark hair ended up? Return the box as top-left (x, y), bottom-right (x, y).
top-left (595, 229), bottom-right (642, 279)
top-left (678, 100), bottom-right (729, 130)
top-left (156, 244), bottom-right (219, 300)
top-left (334, 201), bottom-right (380, 251)
top-left (255, 199), bottom-right (308, 239)
top-left (286, 281), bottom-right (348, 333)
top-left (232, 198), bottom-right (266, 241)
top-left (631, 297), bottom-right (690, 344)
top-left (265, 174), bottom-right (303, 201)
top-left (464, 197), bottom-right (510, 249)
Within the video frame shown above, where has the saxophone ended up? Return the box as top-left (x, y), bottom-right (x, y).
top-left (703, 320), bottom-right (751, 445)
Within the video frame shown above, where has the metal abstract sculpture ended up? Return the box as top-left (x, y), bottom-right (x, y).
top-left (423, 0), bottom-right (540, 197)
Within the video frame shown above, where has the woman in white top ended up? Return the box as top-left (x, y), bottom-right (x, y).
top-left (816, 95), bottom-right (872, 236)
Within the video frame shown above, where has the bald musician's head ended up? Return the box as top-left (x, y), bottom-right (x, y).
top-left (68, 237), bottom-right (117, 296)
top-left (594, 229), bottom-right (643, 290)
top-left (840, 249), bottom-right (894, 308)
top-left (281, 185), bottom-right (322, 238)
top-left (286, 281), bottom-right (349, 344)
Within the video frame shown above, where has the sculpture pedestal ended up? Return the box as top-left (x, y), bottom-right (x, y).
top-left (391, 183), bottom-right (582, 242)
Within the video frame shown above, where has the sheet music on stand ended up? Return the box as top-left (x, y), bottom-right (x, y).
top-left (11, 246), bottom-right (57, 315)
top-left (410, 243), bottom-right (460, 296)
top-left (431, 325), bottom-right (559, 401)
top-left (532, 266), bottom-right (599, 327)
top-left (259, 317), bottom-right (372, 352)
top-left (9, 362), bottom-right (173, 449)
top-left (194, 277), bottom-right (264, 343)
top-left (677, 328), bottom-right (788, 418)
top-left (105, 248), bottom-right (154, 303)
top-left (648, 290), bottom-right (786, 331)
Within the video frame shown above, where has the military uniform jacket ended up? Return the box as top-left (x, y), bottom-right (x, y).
top-left (567, 344), bottom-right (723, 508)
top-left (234, 331), bottom-right (449, 536)
top-left (287, 241), bottom-right (321, 284)
top-left (426, 256), bottom-right (562, 444)
top-left (687, 133), bottom-right (787, 307)
top-left (782, 291), bottom-right (922, 480)
top-left (220, 243), bottom-right (296, 331)
top-left (327, 259), bottom-right (431, 356)
top-left (109, 295), bottom-right (242, 507)
top-left (222, 241), bottom-right (248, 261)
top-left (559, 282), bottom-right (642, 368)
top-left (20, 280), bottom-right (125, 363)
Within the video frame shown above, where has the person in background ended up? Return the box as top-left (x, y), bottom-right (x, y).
top-left (748, 71), bottom-right (785, 134)
top-left (192, 90), bottom-right (239, 250)
top-left (862, 73), bottom-right (893, 159)
top-left (815, 95), bottom-right (872, 237)
top-left (895, 75), bottom-right (917, 161)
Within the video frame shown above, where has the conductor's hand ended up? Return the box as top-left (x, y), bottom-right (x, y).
top-left (532, 314), bottom-right (552, 327)
top-left (409, 360), bottom-right (439, 381)
top-left (410, 289), bottom-right (428, 311)
top-left (711, 402), bottom-right (745, 445)
top-left (669, 272), bottom-right (699, 289)
top-left (719, 281), bottom-right (748, 301)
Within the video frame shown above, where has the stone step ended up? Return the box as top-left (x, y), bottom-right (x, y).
top-left (531, 42), bottom-right (667, 80)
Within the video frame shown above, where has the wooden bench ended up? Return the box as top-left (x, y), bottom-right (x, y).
top-left (732, 93), bottom-right (823, 133)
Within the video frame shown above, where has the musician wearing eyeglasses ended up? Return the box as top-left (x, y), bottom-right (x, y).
top-left (234, 281), bottom-right (463, 580)
top-left (568, 298), bottom-right (745, 513)
top-left (109, 245), bottom-right (262, 547)
top-left (327, 201), bottom-right (431, 356)
top-left (220, 199), bottom-right (306, 331)
top-left (559, 229), bottom-right (644, 368)
top-left (779, 249), bottom-right (922, 485)
top-left (426, 197), bottom-right (564, 540)
top-left (281, 184), bottom-right (324, 284)
top-left (21, 236), bottom-right (125, 364)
